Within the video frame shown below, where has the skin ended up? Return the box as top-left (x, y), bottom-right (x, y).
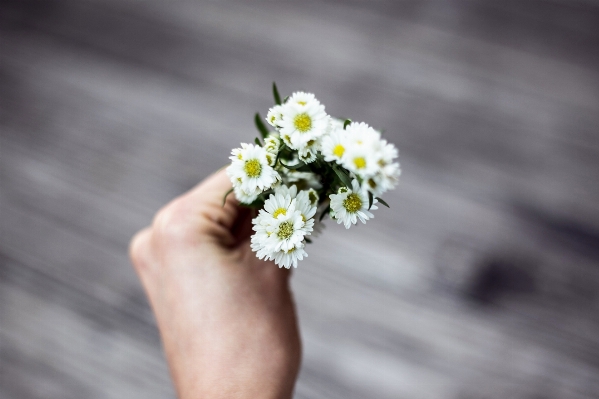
top-left (129, 169), bottom-right (301, 399)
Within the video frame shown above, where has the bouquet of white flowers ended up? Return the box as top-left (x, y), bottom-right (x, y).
top-left (226, 84), bottom-right (401, 268)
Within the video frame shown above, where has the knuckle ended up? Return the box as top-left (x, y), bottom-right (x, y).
top-left (152, 197), bottom-right (192, 244)
top-left (129, 228), bottom-right (151, 270)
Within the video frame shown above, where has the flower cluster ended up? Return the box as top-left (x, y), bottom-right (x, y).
top-left (226, 84), bottom-right (400, 268)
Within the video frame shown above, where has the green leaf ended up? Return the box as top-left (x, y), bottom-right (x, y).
top-left (254, 137), bottom-right (262, 146)
top-left (319, 204), bottom-right (331, 222)
top-left (304, 237), bottom-right (312, 244)
top-left (283, 96), bottom-right (289, 103)
top-left (280, 160), bottom-right (306, 170)
top-left (343, 119), bottom-right (352, 129)
top-left (222, 188), bottom-right (234, 206)
top-left (376, 197), bottom-right (390, 208)
top-left (368, 191), bottom-right (373, 210)
top-left (254, 113), bottom-right (269, 139)
top-left (332, 165), bottom-right (352, 188)
top-left (272, 82), bottom-right (282, 105)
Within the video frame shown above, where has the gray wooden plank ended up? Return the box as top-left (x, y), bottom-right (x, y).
top-left (0, 265), bottom-right (174, 399)
top-left (2, 0), bottom-right (599, 398)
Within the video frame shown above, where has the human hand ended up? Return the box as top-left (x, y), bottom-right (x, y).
top-left (129, 169), bottom-right (301, 399)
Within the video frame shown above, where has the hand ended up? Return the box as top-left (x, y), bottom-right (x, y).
top-left (129, 169), bottom-right (301, 399)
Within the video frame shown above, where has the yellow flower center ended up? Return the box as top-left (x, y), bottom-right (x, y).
top-left (333, 144), bottom-right (345, 158)
top-left (353, 157), bottom-right (366, 169)
top-left (293, 113), bottom-right (312, 133)
top-left (244, 159), bottom-right (262, 178)
top-left (237, 153), bottom-right (243, 160)
top-left (297, 101), bottom-right (307, 106)
top-left (277, 221), bottom-right (294, 240)
top-left (273, 208), bottom-right (287, 218)
top-left (343, 193), bottom-right (362, 213)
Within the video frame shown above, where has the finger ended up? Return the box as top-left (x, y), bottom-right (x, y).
top-left (187, 168), bottom-right (236, 206)
top-left (183, 168), bottom-right (242, 231)
top-left (129, 227), bottom-right (154, 275)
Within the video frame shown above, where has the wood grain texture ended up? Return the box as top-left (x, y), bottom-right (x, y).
top-left (1, 1), bottom-right (599, 398)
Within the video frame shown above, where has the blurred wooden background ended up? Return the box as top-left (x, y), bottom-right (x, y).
top-left (1, 1), bottom-right (599, 398)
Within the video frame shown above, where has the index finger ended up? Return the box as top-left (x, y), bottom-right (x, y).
top-left (183, 167), bottom-right (240, 231)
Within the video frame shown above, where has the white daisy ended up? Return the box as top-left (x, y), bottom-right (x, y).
top-left (341, 142), bottom-right (380, 178)
top-left (264, 133), bottom-right (281, 154)
top-left (321, 124), bottom-right (347, 163)
top-left (272, 244), bottom-right (308, 269)
top-left (340, 122), bottom-right (382, 178)
top-left (344, 121), bottom-right (381, 147)
top-left (272, 185), bottom-right (317, 235)
top-left (294, 189), bottom-right (318, 232)
top-left (263, 189), bottom-right (296, 219)
top-left (379, 139), bottom-right (398, 164)
top-left (278, 92), bottom-right (330, 150)
top-left (263, 133), bottom-right (281, 167)
top-left (366, 162), bottom-right (401, 196)
top-left (274, 183), bottom-right (298, 198)
top-left (298, 138), bottom-right (320, 164)
top-left (251, 219), bottom-right (272, 257)
top-left (251, 186), bottom-right (312, 256)
top-left (252, 205), bottom-right (284, 260)
top-left (251, 188), bottom-right (297, 249)
top-left (227, 143), bottom-right (280, 195)
top-left (287, 91), bottom-right (318, 107)
top-left (273, 186), bottom-right (317, 225)
top-left (252, 243), bottom-right (273, 262)
top-left (304, 188), bottom-right (320, 207)
top-left (329, 179), bottom-right (378, 229)
top-left (233, 185), bottom-right (260, 204)
top-left (266, 105), bottom-right (284, 128)
top-left (262, 209), bottom-right (307, 252)
top-left (280, 130), bottom-right (293, 148)
top-left (363, 140), bottom-right (401, 196)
